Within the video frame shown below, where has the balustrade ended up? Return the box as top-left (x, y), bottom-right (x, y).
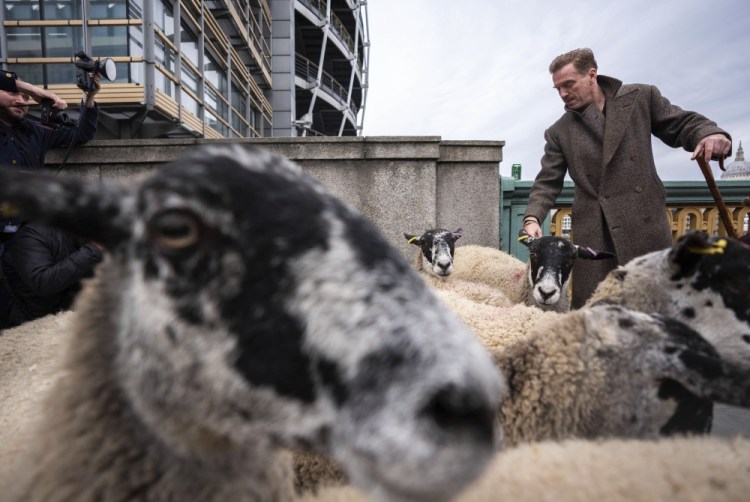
top-left (548, 205), bottom-right (750, 240)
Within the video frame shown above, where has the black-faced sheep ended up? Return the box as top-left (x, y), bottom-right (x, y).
top-left (403, 228), bottom-right (513, 308)
top-left (0, 145), bottom-right (503, 502)
top-left (405, 228), bottom-right (613, 312)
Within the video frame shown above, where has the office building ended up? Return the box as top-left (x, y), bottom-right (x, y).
top-left (0, 0), bottom-right (369, 138)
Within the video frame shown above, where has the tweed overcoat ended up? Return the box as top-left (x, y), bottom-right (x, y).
top-left (525, 75), bottom-right (730, 308)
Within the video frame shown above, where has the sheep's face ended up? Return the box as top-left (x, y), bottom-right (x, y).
top-left (620, 232), bottom-right (750, 366)
top-left (405, 228), bottom-right (462, 276)
top-left (0, 145), bottom-right (502, 502)
top-left (520, 234), bottom-right (614, 308)
top-left (578, 305), bottom-right (750, 437)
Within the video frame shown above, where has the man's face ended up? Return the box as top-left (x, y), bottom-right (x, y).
top-left (0, 89), bottom-right (29, 124)
top-left (552, 63), bottom-right (596, 111)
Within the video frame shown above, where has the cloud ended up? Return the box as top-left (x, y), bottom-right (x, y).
top-left (363, 0), bottom-right (750, 181)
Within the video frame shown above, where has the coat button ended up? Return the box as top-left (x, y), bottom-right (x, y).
top-left (599, 195), bottom-right (606, 202)
top-left (635, 185), bottom-right (643, 192)
top-left (11, 159), bottom-right (16, 165)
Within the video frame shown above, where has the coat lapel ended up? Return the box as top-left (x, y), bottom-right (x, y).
top-left (602, 86), bottom-right (637, 168)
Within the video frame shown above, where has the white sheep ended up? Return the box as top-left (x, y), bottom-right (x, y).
top-left (405, 228), bottom-right (613, 312)
top-left (0, 144), bottom-right (503, 502)
top-left (0, 312), bottom-right (72, 475)
top-left (305, 435), bottom-right (750, 502)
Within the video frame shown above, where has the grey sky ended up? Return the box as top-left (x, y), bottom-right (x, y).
top-left (363, 0), bottom-right (750, 181)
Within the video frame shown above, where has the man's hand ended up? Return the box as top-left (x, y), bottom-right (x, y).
top-left (15, 80), bottom-right (67, 110)
top-left (84, 73), bottom-right (101, 108)
top-left (691, 134), bottom-right (731, 163)
top-left (523, 219), bottom-right (543, 238)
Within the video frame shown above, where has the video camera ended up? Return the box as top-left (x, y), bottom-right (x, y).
top-left (39, 98), bottom-right (77, 129)
top-left (74, 51), bottom-right (116, 94)
top-left (38, 52), bottom-right (116, 129)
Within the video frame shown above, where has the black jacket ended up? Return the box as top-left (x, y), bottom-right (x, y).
top-left (1, 223), bottom-right (102, 328)
top-left (0, 103), bottom-right (98, 229)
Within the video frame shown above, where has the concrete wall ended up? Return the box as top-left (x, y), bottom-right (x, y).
top-left (44, 136), bottom-right (504, 262)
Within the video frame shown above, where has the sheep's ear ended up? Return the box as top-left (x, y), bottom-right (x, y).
top-left (404, 233), bottom-right (421, 246)
top-left (575, 245), bottom-right (615, 260)
top-left (517, 229), bottom-right (535, 248)
top-left (451, 228), bottom-right (463, 241)
top-left (0, 168), bottom-right (132, 247)
top-left (669, 232), bottom-right (716, 276)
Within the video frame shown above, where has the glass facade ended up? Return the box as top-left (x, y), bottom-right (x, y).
top-left (0, 0), bottom-right (366, 138)
top-left (1, 0), bottom-right (272, 139)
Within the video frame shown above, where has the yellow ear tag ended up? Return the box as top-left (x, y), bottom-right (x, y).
top-left (407, 237), bottom-right (418, 245)
top-left (0, 201), bottom-right (20, 218)
top-left (517, 234), bottom-right (530, 242)
top-left (687, 239), bottom-right (727, 255)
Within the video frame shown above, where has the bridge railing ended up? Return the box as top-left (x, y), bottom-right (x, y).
top-left (502, 178), bottom-right (750, 261)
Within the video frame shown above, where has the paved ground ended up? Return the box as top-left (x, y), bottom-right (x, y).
top-left (712, 404), bottom-right (750, 438)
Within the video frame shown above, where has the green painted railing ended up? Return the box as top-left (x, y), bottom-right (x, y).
top-left (501, 177), bottom-right (750, 261)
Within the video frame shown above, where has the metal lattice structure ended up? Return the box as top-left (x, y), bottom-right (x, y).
top-left (273, 0), bottom-right (369, 136)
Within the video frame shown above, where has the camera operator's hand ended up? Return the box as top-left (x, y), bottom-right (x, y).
top-left (84, 72), bottom-right (101, 108)
top-left (15, 80), bottom-right (68, 110)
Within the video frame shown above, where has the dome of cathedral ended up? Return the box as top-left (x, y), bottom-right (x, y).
top-left (721, 141), bottom-right (750, 180)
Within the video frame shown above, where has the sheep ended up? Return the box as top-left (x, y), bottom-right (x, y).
top-left (434, 291), bottom-right (750, 446)
top-left (0, 144), bottom-right (504, 502)
top-left (427, 232), bottom-right (750, 445)
top-left (405, 228), bottom-right (613, 312)
top-left (0, 312), bottom-right (73, 473)
top-left (403, 228), bottom-right (513, 308)
top-left (305, 435), bottom-right (750, 502)
top-left (587, 231), bottom-right (750, 366)
top-left (293, 232), bottom-right (750, 492)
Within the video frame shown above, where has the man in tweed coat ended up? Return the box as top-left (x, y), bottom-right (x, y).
top-left (523, 48), bottom-right (731, 309)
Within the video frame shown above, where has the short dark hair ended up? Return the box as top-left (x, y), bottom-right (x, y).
top-left (549, 48), bottom-right (598, 75)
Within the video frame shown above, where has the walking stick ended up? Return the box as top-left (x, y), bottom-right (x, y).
top-left (695, 155), bottom-right (739, 239)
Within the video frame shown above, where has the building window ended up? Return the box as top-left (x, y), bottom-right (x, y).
top-left (91, 26), bottom-right (127, 56)
top-left (179, 23), bottom-right (199, 67)
top-left (153, 0), bottom-right (174, 38)
top-left (5, 26), bottom-right (42, 58)
top-left (129, 24), bottom-right (144, 84)
top-left (561, 215), bottom-right (572, 237)
top-left (181, 62), bottom-right (199, 94)
top-left (42, 0), bottom-right (83, 20)
top-left (4, 0), bottom-right (41, 21)
top-left (90, 0), bottom-right (126, 18)
top-left (181, 91), bottom-right (198, 117)
top-left (46, 26), bottom-right (84, 57)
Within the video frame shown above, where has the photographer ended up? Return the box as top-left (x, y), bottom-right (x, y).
top-left (0, 68), bottom-right (100, 241)
top-left (0, 222), bottom-right (103, 329)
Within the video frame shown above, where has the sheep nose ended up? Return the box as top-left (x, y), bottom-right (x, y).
top-left (538, 287), bottom-right (556, 301)
top-left (421, 384), bottom-right (495, 444)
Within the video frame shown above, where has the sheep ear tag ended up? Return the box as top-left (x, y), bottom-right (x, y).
top-left (404, 233), bottom-right (420, 246)
top-left (517, 233), bottom-right (535, 247)
top-left (668, 232), bottom-right (717, 278)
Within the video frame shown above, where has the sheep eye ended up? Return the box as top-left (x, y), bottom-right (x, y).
top-left (150, 210), bottom-right (202, 251)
